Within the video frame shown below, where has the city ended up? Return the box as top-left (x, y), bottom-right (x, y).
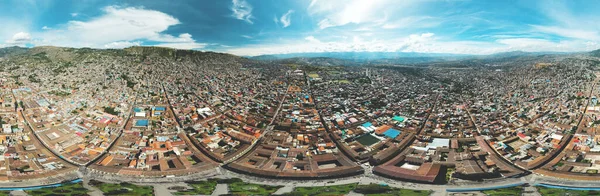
top-left (0, 46), bottom-right (598, 195)
top-left (2, 0), bottom-right (600, 195)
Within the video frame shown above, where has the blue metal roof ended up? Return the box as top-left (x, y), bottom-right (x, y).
top-left (362, 122), bottom-right (372, 127)
top-left (383, 129), bottom-right (401, 138)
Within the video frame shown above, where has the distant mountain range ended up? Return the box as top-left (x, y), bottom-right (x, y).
top-left (250, 51), bottom-right (576, 61)
top-left (1, 45), bottom-right (599, 66)
top-left (591, 49), bottom-right (600, 58)
top-left (0, 46), bottom-right (29, 57)
top-left (249, 51), bottom-right (472, 61)
top-left (249, 50), bottom-right (583, 66)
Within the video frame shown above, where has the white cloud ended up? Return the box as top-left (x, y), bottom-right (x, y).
top-left (382, 16), bottom-right (439, 29)
top-left (0, 20), bottom-right (30, 43)
top-left (104, 41), bottom-right (141, 48)
top-left (224, 32), bottom-right (598, 56)
top-left (15, 6), bottom-right (206, 50)
top-left (154, 42), bottom-right (207, 50)
top-left (225, 32), bottom-right (438, 56)
top-left (308, 0), bottom-right (318, 9)
top-left (71, 13), bottom-right (79, 17)
top-left (279, 10), bottom-right (294, 28)
top-left (5, 32), bottom-right (32, 47)
top-left (150, 33), bottom-right (196, 43)
top-left (532, 1), bottom-right (600, 42)
top-left (309, 0), bottom-right (413, 29)
top-left (531, 25), bottom-right (600, 41)
top-left (304, 36), bottom-right (321, 43)
top-left (41, 26), bottom-right (51, 30)
top-left (241, 35), bottom-right (253, 39)
top-left (495, 38), bottom-right (599, 52)
top-left (231, 0), bottom-right (253, 24)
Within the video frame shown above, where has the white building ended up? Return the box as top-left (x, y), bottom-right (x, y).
top-left (2, 124), bottom-right (11, 134)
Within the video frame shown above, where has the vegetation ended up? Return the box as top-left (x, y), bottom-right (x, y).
top-left (174, 180), bottom-right (218, 195)
top-left (284, 183), bottom-right (357, 196)
top-left (103, 106), bottom-right (120, 115)
top-left (32, 52), bottom-right (51, 62)
top-left (482, 186), bottom-right (523, 196)
top-left (120, 74), bottom-right (137, 88)
top-left (356, 77), bottom-right (371, 84)
top-left (53, 62), bottom-right (75, 75)
top-left (354, 184), bottom-right (431, 196)
top-left (90, 180), bottom-right (153, 196)
top-left (28, 73), bottom-right (41, 83)
top-left (537, 186), bottom-right (600, 196)
top-left (24, 182), bottom-right (90, 196)
top-left (591, 49), bottom-right (600, 58)
top-left (446, 168), bottom-right (455, 182)
top-left (229, 180), bottom-right (282, 196)
top-left (216, 178), bottom-right (244, 184)
top-left (49, 90), bottom-right (71, 97)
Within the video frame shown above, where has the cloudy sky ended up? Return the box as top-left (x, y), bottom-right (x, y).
top-left (1, 0), bottom-right (599, 56)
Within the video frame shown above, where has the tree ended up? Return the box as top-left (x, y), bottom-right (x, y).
top-left (296, 153), bottom-right (304, 161)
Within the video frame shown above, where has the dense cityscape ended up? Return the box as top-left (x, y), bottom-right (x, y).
top-left (0, 46), bottom-right (597, 195)
top-left (2, 0), bottom-right (600, 195)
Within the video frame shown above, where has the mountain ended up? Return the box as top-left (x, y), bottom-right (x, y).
top-left (249, 50), bottom-right (578, 65)
top-left (0, 46), bottom-right (29, 57)
top-left (591, 49), bottom-right (600, 57)
top-left (0, 46), bottom-right (250, 73)
top-left (485, 51), bottom-right (571, 58)
top-left (249, 55), bottom-right (279, 61)
top-left (252, 51), bottom-right (577, 61)
top-left (250, 51), bottom-right (471, 61)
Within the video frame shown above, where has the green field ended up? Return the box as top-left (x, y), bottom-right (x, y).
top-left (482, 186), bottom-right (523, 196)
top-left (0, 191), bottom-right (8, 196)
top-left (537, 186), bottom-right (600, 196)
top-left (283, 183), bottom-right (358, 196)
top-left (24, 182), bottom-right (90, 196)
top-left (354, 184), bottom-right (431, 196)
top-left (174, 180), bottom-right (218, 195)
top-left (90, 180), bottom-right (154, 196)
top-left (356, 134), bottom-right (381, 146)
top-left (229, 180), bottom-right (283, 195)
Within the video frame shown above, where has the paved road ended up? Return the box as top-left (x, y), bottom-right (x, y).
top-left (273, 185), bottom-right (295, 195)
top-left (212, 184), bottom-right (229, 196)
top-left (154, 183), bottom-right (176, 196)
top-left (82, 177), bottom-right (104, 196)
top-left (8, 191), bottom-right (28, 196)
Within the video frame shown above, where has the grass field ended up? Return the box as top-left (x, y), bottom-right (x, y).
top-left (356, 134), bottom-right (381, 146)
top-left (335, 79), bottom-right (351, 84)
top-left (174, 179), bottom-right (218, 195)
top-left (284, 183), bottom-right (358, 196)
top-left (229, 180), bottom-right (283, 195)
top-left (24, 182), bottom-right (89, 196)
top-left (308, 73), bottom-right (320, 78)
top-left (482, 186), bottom-right (523, 196)
top-left (90, 180), bottom-right (154, 196)
top-left (537, 186), bottom-right (600, 196)
top-left (354, 184), bottom-right (431, 196)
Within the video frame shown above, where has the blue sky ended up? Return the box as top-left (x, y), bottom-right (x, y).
top-left (1, 0), bottom-right (599, 56)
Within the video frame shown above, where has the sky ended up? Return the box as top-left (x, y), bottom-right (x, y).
top-left (1, 0), bottom-right (600, 56)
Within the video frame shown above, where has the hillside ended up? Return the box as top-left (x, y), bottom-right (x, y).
top-left (0, 46), bottom-right (29, 57)
top-left (591, 49), bottom-right (600, 57)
